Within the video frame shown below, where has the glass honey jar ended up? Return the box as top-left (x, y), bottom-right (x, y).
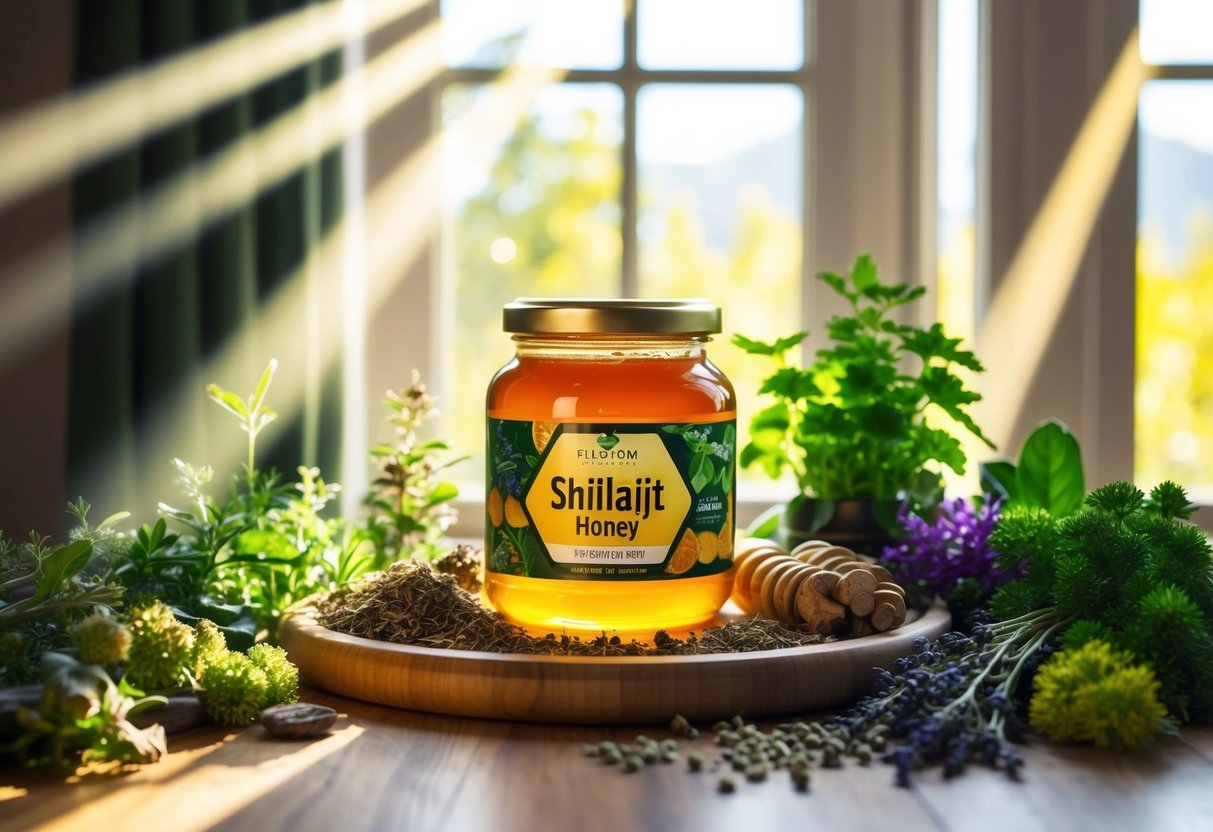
top-left (484, 298), bottom-right (737, 633)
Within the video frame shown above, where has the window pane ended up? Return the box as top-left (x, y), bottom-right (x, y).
top-left (441, 0), bottom-right (623, 69)
top-left (1137, 80), bottom-right (1213, 501)
top-left (637, 84), bottom-right (802, 485)
top-left (936, 0), bottom-right (979, 343)
top-left (638, 0), bottom-right (803, 70)
top-left (1140, 0), bottom-right (1213, 65)
top-left (443, 83), bottom-right (623, 465)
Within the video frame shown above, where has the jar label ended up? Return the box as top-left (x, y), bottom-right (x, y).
top-left (486, 418), bottom-right (736, 580)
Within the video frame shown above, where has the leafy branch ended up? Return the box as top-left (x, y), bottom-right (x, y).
top-left (734, 253), bottom-right (993, 500)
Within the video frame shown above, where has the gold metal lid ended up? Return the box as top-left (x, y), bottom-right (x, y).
top-left (503, 298), bottom-right (721, 334)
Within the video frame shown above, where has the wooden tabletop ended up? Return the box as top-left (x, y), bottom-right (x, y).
top-left (4, 687), bottom-right (1212, 832)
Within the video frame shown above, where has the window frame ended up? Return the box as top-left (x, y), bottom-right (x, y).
top-left (1137, 50), bottom-right (1213, 526)
top-left (977, 0), bottom-right (1211, 529)
top-left (440, 4), bottom-right (816, 298)
top-left (356, 1), bottom-right (934, 536)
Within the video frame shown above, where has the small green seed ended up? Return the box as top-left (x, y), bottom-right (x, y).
top-left (745, 763), bottom-right (769, 783)
top-left (718, 776), bottom-right (737, 794)
top-left (732, 715), bottom-right (746, 729)
top-left (624, 754), bottom-right (644, 773)
top-left (688, 752), bottom-right (705, 772)
top-left (602, 747), bottom-right (623, 765)
top-left (713, 721), bottom-right (731, 733)
top-left (716, 730), bottom-right (740, 747)
top-left (582, 743), bottom-right (599, 757)
top-left (791, 769), bottom-right (811, 792)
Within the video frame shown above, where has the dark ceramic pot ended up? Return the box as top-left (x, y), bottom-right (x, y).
top-left (780, 497), bottom-right (901, 557)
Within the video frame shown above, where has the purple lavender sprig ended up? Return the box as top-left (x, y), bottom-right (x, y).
top-left (880, 497), bottom-right (1016, 599)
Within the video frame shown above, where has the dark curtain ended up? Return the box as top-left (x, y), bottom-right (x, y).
top-left (68, 0), bottom-right (344, 520)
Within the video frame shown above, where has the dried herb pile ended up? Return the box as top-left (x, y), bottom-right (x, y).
top-left (316, 561), bottom-right (829, 656)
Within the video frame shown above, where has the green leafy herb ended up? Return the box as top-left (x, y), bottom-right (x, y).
top-left (207, 358), bottom-right (279, 483)
top-left (1, 653), bottom-right (166, 769)
top-left (0, 517), bottom-right (125, 686)
top-left (989, 480), bottom-right (1213, 721)
top-left (734, 253), bottom-right (993, 500)
top-left (980, 419), bottom-right (1085, 517)
top-left (362, 373), bottom-right (463, 565)
top-left (138, 362), bottom-right (374, 642)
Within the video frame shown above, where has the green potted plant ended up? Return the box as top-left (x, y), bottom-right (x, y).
top-left (734, 253), bottom-right (994, 553)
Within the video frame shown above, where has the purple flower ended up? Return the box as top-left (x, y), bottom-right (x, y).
top-left (880, 497), bottom-right (1015, 598)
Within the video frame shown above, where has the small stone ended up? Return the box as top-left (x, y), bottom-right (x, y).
top-left (260, 703), bottom-right (338, 738)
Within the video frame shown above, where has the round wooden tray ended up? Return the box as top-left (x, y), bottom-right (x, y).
top-left (279, 603), bottom-right (951, 725)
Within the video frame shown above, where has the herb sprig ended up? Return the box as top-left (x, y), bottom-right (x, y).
top-left (734, 253), bottom-right (993, 500)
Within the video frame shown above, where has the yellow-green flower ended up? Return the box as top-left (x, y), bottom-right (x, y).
top-left (246, 644), bottom-right (299, 708)
top-left (192, 619), bottom-right (228, 679)
top-left (199, 652), bottom-right (268, 726)
top-left (1030, 639), bottom-right (1166, 750)
top-left (125, 600), bottom-right (195, 690)
top-left (74, 613), bottom-right (131, 665)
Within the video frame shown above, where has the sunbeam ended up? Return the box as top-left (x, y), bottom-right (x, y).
top-left (0, 19), bottom-right (444, 374)
top-left (75, 64), bottom-right (566, 515)
top-left (973, 28), bottom-right (1146, 450)
top-left (0, 0), bottom-right (429, 213)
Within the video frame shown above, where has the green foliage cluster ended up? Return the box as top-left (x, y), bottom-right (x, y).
top-left (115, 360), bottom-right (457, 643)
top-left (2, 359), bottom-right (458, 768)
top-left (981, 420), bottom-right (1085, 517)
top-left (0, 518), bottom-right (124, 686)
top-left (362, 373), bottom-right (461, 567)
top-left (1, 653), bottom-right (166, 769)
top-left (735, 254), bottom-right (993, 500)
top-left (990, 481), bottom-right (1213, 721)
top-left (143, 360), bottom-right (369, 643)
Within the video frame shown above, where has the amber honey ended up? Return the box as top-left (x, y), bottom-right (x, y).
top-left (484, 299), bottom-right (737, 633)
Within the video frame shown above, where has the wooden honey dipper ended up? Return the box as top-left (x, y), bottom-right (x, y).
top-left (731, 537), bottom-right (907, 636)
